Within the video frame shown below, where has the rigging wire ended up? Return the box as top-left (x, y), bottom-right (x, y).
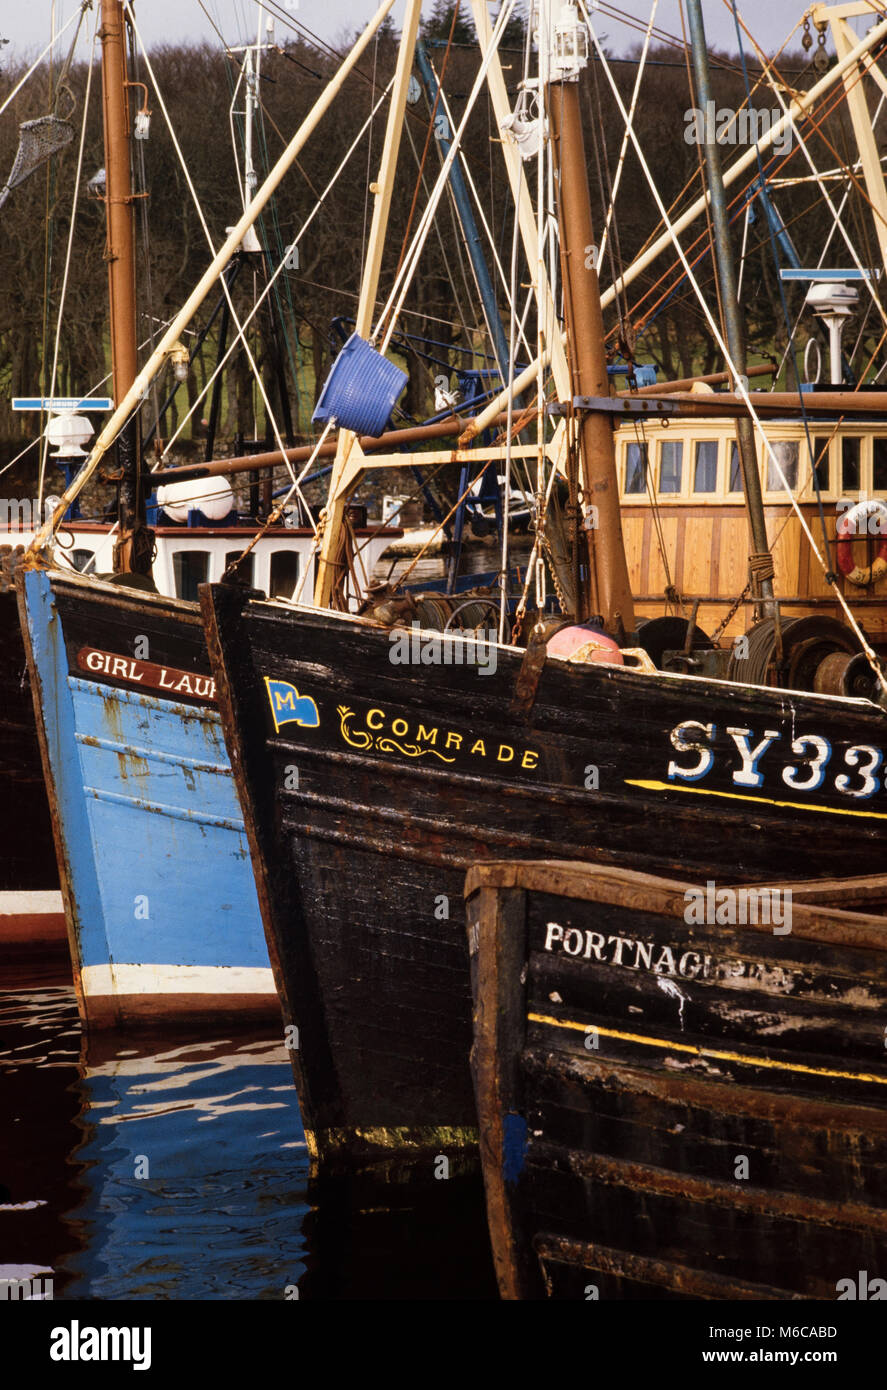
top-left (499, 0), bottom-right (528, 640)
top-left (597, 0), bottom-right (659, 275)
top-left (730, 0), bottom-right (884, 573)
top-left (361, 28), bottom-right (379, 277)
top-left (583, 1), bottom-right (887, 695)
top-left (374, 0), bottom-right (517, 353)
top-left (612, 41), bottom-right (887, 355)
top-left (123, 2), bottom-right (312, 520)
top-left (37, 4), bottom-right (99, 509)
top-left (147, 76), bottom-right (396, 464)
top-left (423, 66), bottom-right (535, 362)
top-left (0, 6), bottom-right (83, 120)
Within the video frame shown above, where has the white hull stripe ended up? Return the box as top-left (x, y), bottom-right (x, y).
top-left (80, 963), bottom-right (276, 997)
top-left (0, 891), bottom-right (65, 917)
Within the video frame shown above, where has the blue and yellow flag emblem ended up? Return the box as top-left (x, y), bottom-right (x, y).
top-left (264, 678), bottom-right (320, 733)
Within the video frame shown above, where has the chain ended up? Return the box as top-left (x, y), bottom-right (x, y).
top-left (709, 581), bottom-right (751, 645)
top-left (542, 529), bottom-right (570, 613)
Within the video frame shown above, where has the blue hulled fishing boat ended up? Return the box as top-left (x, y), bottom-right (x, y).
top-left (18, 567), bottom-right (275, 1028)
top-left (8, 0), bottom-right (397, 1028)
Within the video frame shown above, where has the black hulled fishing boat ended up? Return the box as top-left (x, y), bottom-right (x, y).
top-left (202, 3), bottom-right (887, 1167)
top-left (202, 560), bottom-right (887, 1164)
top-left (465, 859), bottom-right (887, 1300)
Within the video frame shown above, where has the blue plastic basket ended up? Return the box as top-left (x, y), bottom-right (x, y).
top-left (312, 332), bottom-right (408, 437)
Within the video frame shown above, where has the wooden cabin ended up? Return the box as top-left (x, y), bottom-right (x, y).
top-left (615, 413), bottom-right (887, 644)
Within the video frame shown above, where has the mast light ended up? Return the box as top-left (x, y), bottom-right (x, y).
top-left (169, 341), bottom-right (190, 383)
top-left (552, 2), bottom-right (589, 82)
top-left (501, 81), bottom-right (546, 161)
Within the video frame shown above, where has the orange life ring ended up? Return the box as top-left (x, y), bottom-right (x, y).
top-left (836, 500), bottom-right (887, 587)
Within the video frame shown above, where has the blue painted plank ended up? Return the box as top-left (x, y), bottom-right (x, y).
top-left (20, 570), bottom-right (268, 984)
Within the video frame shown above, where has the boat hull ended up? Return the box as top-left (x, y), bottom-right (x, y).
top-left (18, 570), bottom-right (277, 1030)
top-left (465, 860), bottom-right (887, 1300)
top-left (200, 583), bottom-right (887, 1164)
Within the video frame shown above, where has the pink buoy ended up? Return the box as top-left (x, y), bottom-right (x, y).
top-left (545, 623), bottom-right (623, 666)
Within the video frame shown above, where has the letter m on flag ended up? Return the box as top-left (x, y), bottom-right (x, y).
top-left (264, 678), bottom-right (320, 732)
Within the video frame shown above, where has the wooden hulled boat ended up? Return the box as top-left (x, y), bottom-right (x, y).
top-left (17, 568), bottom-right (277, 1028)
top-left (22, 1), bottom-right (887, 1129)
top-left (201, 578), bottom-right (887, 1162)
top-left (195, 0), bottom-right (887, 1170)
top-left (465, 860), bottom-right (887, 1300)
top-left (7, 0), bottom-right (398, 1024)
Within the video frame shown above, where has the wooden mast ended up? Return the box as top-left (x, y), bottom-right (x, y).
top-left (313, 0), bottom-right (424, 610)
top-left (99, 0), bottom-right (145, 574)
top-left (546, 5), bottom-right (634, 634)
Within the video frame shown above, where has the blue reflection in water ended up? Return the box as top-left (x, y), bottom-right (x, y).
top-left (1, 985), bottom-right (308, 1300)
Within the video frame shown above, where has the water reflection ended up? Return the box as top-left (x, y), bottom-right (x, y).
top-left (1, 988), bottom-right (308, 1299)
top-left (1, 983), bottom-right (496, 1299)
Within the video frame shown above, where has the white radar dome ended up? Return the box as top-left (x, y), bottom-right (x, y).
top-left (45, 412), bottom-right (93, 458)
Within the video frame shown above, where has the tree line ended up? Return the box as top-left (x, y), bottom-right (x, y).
top-left (0, 1), bottom-right (880, 495)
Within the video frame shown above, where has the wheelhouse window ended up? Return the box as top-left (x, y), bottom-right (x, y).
top-left (658, 439), bottom-right (683, 494)
top-left (624, 442), bottom-right (648, 494)
top-left (693, 440), bottom-right (718, 493)
top-left (70, 549), bottom-right (95, 573)
top-left (841, 436), bottom-right (861, 493)
top-left (172, 550), bottom-right (209, 602)
top-left (811, 437), bottom-right (830, 493)
top-left (729, 441), bottom-right (743, 492)
top-left (269, 550), bottom-right (300, 600)
top-left (766, 440), bottom-right (799, 492)
top-left (873, 437), bottom-right (887, 493)
top-left (224, 551), bottom-right (254, 586)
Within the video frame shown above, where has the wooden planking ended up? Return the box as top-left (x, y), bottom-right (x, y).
top-left (467, 861), bottom-right (887, 1298)
top-left (645, 514), bottom-right (679, 596)
top-left (679, 515), bottom-right (713, 595)
top-left (622, 499), bottom-right (887, 636)
top-left (533, 1237), bottom-right (803, 1300)
top-left (204, 588), bottom-right (887, 1170)
top-left (620, 512), bottom-right (645, 594)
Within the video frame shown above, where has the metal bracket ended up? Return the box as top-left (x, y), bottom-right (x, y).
top-left (547, 396), bottom-right (682, 418)
top-left (510, 626), bottom-right (548, 721)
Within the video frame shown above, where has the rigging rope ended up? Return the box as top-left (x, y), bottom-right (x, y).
top-left (373, 0), bottom-right (517, 353)
top-left (124, 1), bottom-right (308, 511)
top-left (37, 6), bottom-right (99, 509)
top-left (598, 0), bottom-right (658, 278)
top-left (148, 76), bottom-right (395, 468)
top-left (583, 1), bottom-right (887, 696)
top-left (0, 8), bottom-right (83, 120)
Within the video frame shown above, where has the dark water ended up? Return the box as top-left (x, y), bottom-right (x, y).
top-left (0, 962), bottom-right (496, 1301)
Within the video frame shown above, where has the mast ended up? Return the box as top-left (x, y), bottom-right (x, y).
top-left (686, 0), bottom-right (774, 616)
top-left (29, 0), bottom-right (400, 557)
top-left (415, 39), bottom-right (512, 384)
top-left (546, 2), bottom-right (634, 633)
top-left (99, 0), bottom-right (146, 573)
top-left (313, 0), bottom-right (424, 609)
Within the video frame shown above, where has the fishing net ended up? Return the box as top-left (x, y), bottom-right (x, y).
top-left (0, 115), bottom-right (75, 212)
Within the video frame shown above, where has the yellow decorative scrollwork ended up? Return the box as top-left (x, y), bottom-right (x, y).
top-left (337, 705), bottom-right (455, 764)
top-left (337, 705), bottom-right (372, 751)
